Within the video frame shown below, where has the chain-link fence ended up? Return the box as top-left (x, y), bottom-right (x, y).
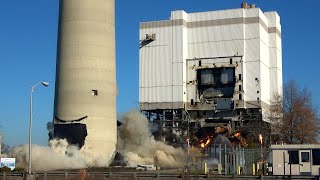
top-left (186, 144), bottom-right (271, 176)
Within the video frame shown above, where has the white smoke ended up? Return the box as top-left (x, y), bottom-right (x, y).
top-left (6, 111), bottom-right (186, 171)
top-left (117, 111), bottom-right (186, 167)
top-left (9, 139), bottom-right (86, 171)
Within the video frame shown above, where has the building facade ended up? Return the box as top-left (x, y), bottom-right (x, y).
top-left (139, 4), bottom-right (282, 144)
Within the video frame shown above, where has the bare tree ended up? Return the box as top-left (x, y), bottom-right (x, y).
top-left (270, 80), bottom-right (319, 144)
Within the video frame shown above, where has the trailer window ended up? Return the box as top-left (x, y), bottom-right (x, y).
top-left (301, 152), bottom-right (310, 162)
top-left (312, 149), bottom-right (320, 165)
top-left (288, 151), bottom-right (299, 164)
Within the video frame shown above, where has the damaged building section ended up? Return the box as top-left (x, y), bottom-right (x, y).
top-left (139, 4), bottom-right (282, 147)
top-left (52, 116), bottom-right (88, 148)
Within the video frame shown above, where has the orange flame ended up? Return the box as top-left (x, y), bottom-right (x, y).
top-left (200, 138), bottom-right (211, 148)
top-left (234, 132), bottom-right (241, 137)
top-left (259, 134), bottom-right (263, 144)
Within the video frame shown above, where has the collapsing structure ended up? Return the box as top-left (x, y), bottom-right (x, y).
top-left (52, 0), bottom-right (117, 165)
top-left (139, 3), bottom-right (282, 145)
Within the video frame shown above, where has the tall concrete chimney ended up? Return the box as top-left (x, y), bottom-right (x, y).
top-left (53, 0), bottom-right (117, 165)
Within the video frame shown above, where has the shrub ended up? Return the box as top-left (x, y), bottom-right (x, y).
top-left (12, 167), bottom-right (26, 173)
top-left (0, 166), bottom-right (11, 173)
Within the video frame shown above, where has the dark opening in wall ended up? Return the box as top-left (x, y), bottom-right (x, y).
top-left (239, 74), bottom-right (242, 80)
top-left (197, 67), bottom-right (236, 98)
top-left (199, 60), bottom-right (202, 67)
top-left (239, 94), bottom-right (242, 100)
top-left (230, 58), bottom-right (233, 64)
top-left (92, 90), bottom-right (98, 96)
top-left (239, 85), bottom-right (242, 91)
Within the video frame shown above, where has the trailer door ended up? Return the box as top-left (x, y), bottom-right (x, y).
top-left (299, 150), bottom-right (311, 175)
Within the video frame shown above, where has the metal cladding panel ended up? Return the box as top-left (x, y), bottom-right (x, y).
top-left (270, 69), bottom-right (280, 95)
top-left (182, 26), bottom-right (188, 102)
top-left (244, 23), bottom-right (260, 39)
top-left (172, 25), bottom-right (185, 103)
top-left (188, 40), bottom-right (244, 59)
top-left (244, 61), bottom-right (260, 102)
top-left (275, 50), bottom-right (283, 93)
top-left (173, 86), bottom-right (184, 102)
top-left (188, 24), bottom-right (244, 43)
top-left (186, 61), bottom-right (198, 102)
top-left (259, 14), bottom-right (269, 28)
top-left (268, 47), bottom-right (277, 96)
top-left (186, 61), bottom-right (197, 82)
top-left (244, 8), bottom-right (260, 18)
top-left (277, 66), bottom-right (282, 93)
top-left (268, 33), bottom-right (281, 51)
top-left (172, 10), bottom-right (188, 20)
top-left (277, 50), bottom-right (282, 75)
top-left (139, 20), bottom-right (188, 104)
top-left (201, 58), bottom-right (231, 65)
top-left (268, 33), bottom-right (276, 48)
top-left (260, 40), bottom-right (270, 67)
top-left (268, 23), bottom-right (282, 97)
top-left (264, 11), bottom-right (281, 31)
top-left (186, 83), bottom-right (197, 102)
top-left (139, 26), bottom-right (173, 103)
top-left (276, 35), bottom-right (282, 55)
top-left (142, 87), bottom-right (171, 103)
top-left (172, 63), bottom-right (183, 86)
top-left (172, 25), bottom-right (184, 62)
top-left (260, 24), bottom-right (269, 47)
top-left (188, 9), bottom-right (244, 21)
top-left (269, 48), bottom-right (280, 69)
top-left (260, 62), bottom-right (270, 104)
top-left (244, 39), bottom-right (260, 61)
top-left (54, 0), bottom-right (116, 165)
top-left (276, 48), bottom-right (282, 79)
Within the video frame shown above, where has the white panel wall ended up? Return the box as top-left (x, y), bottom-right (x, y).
top-left (140, 8), bottom-right (282, 113)
top-left (186, 60), bottom-right (198, 102)
top-left (188, 9), bottom-right (244, 21)
top-left (139, 26), bottom-right (173, 103)
top-left (259, 22), bottom-right (271, 105)
top-left (266, 12), bottom-right (282, 98)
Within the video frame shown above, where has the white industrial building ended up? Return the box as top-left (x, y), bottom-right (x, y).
top-left (139, 3), bottom-right (282, 144)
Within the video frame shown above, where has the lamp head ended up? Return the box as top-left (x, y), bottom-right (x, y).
top-left (42, 82), bottom-right (49, 87)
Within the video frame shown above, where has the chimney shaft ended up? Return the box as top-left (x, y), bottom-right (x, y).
top-left (53, 0), bottom-right (117, 166)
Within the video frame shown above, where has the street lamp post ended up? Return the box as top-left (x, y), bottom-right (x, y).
top-left (28, 81), bottom-right (49, 174)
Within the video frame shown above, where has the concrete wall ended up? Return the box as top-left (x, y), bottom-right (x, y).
top-left (54, 0), bottom-right (117, 165)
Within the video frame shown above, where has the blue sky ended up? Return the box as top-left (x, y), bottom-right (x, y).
top-left (0, 0), bottom-right (319, 147)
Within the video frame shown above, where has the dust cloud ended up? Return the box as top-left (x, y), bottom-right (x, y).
top-left (9, 139), bottom-right (86, 171)
top-left (6, 111), bottom-right (185, 171)
top-left (117, 111), bottom-right (186, 168)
